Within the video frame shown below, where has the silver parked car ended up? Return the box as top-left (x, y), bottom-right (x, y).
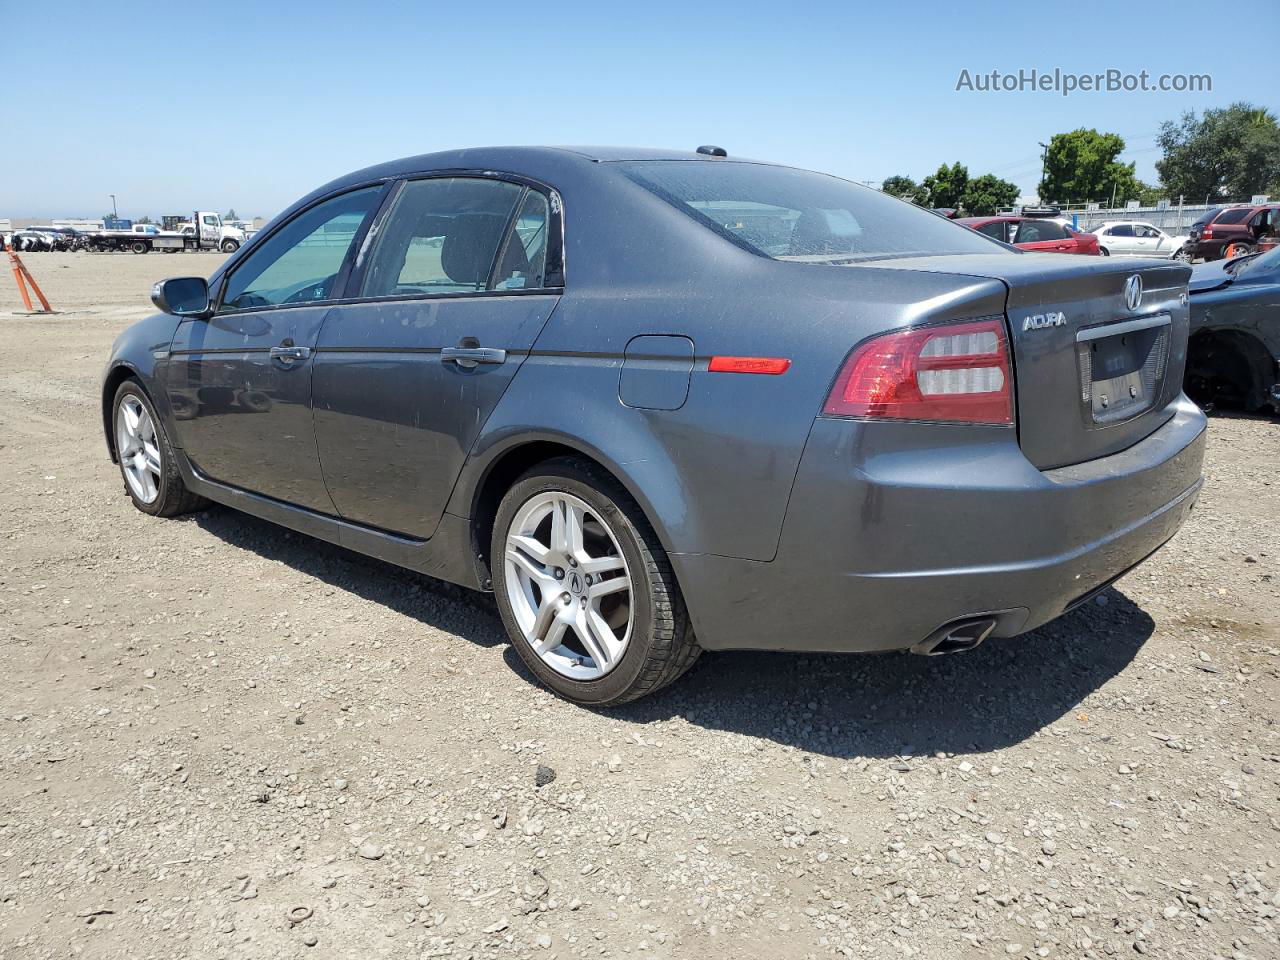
top-left (101, 147), bottom-right (1206, 706)
top-left (1092, 220), bottom-right (1189, 259)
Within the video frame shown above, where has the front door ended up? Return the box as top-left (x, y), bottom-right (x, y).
top-left (198, 213), bottom-right (222, 250)
top-left (312, 177), bottom-right (561, 539)
top-left (166, 186), bottom-right (384, 511)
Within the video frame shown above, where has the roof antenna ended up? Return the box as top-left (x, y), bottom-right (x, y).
top-left (696, 145), bottom-right (727, 157)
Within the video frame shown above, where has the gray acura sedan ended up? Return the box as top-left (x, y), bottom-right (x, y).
top-left (102, 146), bottom-right (1206, 705)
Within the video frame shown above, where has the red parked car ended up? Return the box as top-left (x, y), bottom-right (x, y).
top-left (958, 216), bottom-right (1100, 255)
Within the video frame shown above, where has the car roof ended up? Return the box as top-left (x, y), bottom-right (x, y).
top-left (1209, 202), bottom-right (1279, 219)
top-left (332, 145), bottom-right (760, 184)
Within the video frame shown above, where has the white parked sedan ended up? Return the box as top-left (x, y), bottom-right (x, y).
top-left (1091, 221), bottom-right (1189, 258)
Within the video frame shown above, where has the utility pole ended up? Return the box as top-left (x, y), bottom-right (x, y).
top-left (1038, 142), bottom-right (1049, 200)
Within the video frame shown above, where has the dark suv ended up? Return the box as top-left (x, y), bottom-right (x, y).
top-left (1187, 204), bottom-right (1280, 260)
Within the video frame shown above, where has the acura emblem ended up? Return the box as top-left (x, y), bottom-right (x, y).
top-left (1124, 274), bottom-right (1143, 312)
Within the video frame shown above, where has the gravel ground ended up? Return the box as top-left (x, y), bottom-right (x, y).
top-left (2, 253), bottom-right (1278, 960)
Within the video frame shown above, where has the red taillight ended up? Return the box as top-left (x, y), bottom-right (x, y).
top-left (823, 318), bottom-right (1014, 424)
top-left (1202, 226), bottom-right (1213, 238)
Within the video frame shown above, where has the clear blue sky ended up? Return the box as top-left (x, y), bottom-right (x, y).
top-left (3, 0), bottom-right (1274, 219)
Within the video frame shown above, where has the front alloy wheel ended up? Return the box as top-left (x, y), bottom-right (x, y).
top-left (492, 458), bottom-right (700, 705)
top-left (116, 395), bottom-right (162, 504)
top-left (111, 380), bottom-right (207, 517)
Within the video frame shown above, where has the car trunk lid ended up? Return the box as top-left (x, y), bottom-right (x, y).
top-left (846, 254), bottom-right (1192, 469)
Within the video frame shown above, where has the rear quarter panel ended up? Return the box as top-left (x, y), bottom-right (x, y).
top-left (456, 262), bottom-right (1010, 562)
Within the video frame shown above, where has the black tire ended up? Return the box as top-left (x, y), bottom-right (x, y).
top-left (1098, 246), bottom-right (1110, 256)
top-left (1227, 243), bottom-right (1256, 260)
top-left (111, 379), bottom-right (207, 517)
top-left (220, 239), bottom-right (240, 253)
top-left (130, 240), bottom-right (148, 254)
top-left (491, 457), bottom-right (701, 706)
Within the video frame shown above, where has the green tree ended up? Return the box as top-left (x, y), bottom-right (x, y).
top-left (880, 175), bottom-right (927, 204)
top-left (960, 173), bottom-right (1020, 216)
top-left (921, 162), bottom-right (969, 210)
top-left (1156, 103), bottom-right (1280, 201)
top-left (1134, 182), bottom-right (1165, 207)
top-left (1039, 129), bottom-right (1141, 205)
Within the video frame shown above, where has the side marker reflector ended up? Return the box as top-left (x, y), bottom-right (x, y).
top-left (708, 356), bottom-right (791, 375)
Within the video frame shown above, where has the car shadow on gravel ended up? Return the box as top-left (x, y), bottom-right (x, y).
top-left (191, 506), bottom-right (508, 650)
top-left (193, 504), bottom-right (1153, 758)
top-left (607, 591), bottom-right (1155, 758)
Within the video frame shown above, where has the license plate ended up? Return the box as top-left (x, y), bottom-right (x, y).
top-left (1077, 314), bottom-right (1170, 426)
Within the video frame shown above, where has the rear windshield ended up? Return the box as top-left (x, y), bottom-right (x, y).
top-left (619, 161), bottom-right (1004, 262)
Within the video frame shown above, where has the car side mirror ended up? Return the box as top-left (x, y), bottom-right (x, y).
top-left (151, 276), bottom-right (211, 318)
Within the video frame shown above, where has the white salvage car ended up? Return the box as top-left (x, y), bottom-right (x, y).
top-left (1091, 221), bottom-right (1189, 259)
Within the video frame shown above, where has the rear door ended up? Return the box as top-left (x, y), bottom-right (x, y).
top-left (1013, 219), bottom-right (1075, 254)
top-left (311, 176), bottom-right (563, 539)
top-left (1129, 223), bottom-right (1160, 255)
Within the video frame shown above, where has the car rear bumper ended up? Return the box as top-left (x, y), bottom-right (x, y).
top-left (1190, 238), bottom-right (1229, 259)
top-left (671, 397), bottom-right (1206, 653)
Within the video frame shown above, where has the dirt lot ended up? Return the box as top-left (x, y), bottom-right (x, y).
top-left (2, 253), bottom-right (1278, 960)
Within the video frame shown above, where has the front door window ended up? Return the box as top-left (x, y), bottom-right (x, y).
top-left (220, 187), bottom-right (382, 311)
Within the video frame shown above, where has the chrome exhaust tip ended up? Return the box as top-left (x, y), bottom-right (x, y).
top-left (909, 616), bottom-right (998, 656)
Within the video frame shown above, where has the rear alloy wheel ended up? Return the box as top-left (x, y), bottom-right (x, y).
top-left (112, 380), bottom-right (207, 517)
top-left (492, 458), bottom-right (700, 706)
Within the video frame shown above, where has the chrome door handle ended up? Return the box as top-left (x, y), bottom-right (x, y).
top-left (441, 346), bottom-right (506, 369)
top-left (269, 345), bottom-right (311, 365)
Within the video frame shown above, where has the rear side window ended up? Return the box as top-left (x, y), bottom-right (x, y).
top-left (620, 161), bottom-right (1002, 261)
top-left (493, 190), bottom-right (550, 290)
top-left (220, 187), bottom-right (382, 312)
top-left (975, 221), bottom-right (1009, 242)
top-left (1014, 220), bottom-right (1068, 242)
top-left (360, 178), bottom-right (523, 298)
top-left (1108, 224), bottom-right (1134, 237)
top-left (1214, 208), bottom-right (1252, 225)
